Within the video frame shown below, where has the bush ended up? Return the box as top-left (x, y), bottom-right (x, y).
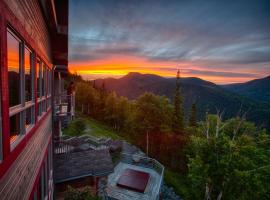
top-left (64, 186), bottom-right (100, 200)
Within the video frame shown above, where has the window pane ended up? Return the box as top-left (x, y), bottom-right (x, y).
top-left (10, 113), bottom-right (21, 143)
top-left (25, 107), bottom-right (34, 128)
top-left (25, 48), bottom-right (32, 102)
top-left (38, 102), bottom-right (42, 116)
top-left (37, 61), bottom-right (41, 98)
top-left (41, 65), bottom-right (44, 97)
top-left (48, 70), bottom-right (51, 96)
top-left (7, 31), bottom-right (21, 107)
top-left (42, 65), bottom-right (46, 97)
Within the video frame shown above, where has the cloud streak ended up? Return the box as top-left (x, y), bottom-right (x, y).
top-left (69, 0), bottom-right (270, 83)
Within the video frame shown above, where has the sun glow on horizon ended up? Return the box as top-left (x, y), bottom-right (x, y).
top-left (69, 55), bottom-right (262, 84)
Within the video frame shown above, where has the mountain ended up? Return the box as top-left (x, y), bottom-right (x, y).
top-left (223, 76), bottom-right (270, 103)
top-left (94, 72), bottom-right (270, 131)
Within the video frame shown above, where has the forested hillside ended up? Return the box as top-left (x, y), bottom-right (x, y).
top-left (68, 72), bottom-right (270, 200)
top-left (224, 75), bottom-right (270, 103)
top-left (94, 72), bottom-right (270, 130)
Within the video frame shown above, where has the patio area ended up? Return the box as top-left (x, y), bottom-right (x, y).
top-left (106, 154), bottom-right (164, 200)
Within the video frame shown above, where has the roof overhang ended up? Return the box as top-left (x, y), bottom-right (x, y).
top-left (40, 0), bottom-right (69, 71)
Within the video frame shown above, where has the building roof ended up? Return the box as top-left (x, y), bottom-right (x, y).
top-left (54, 149), bottom-right (114, 183)
top-left (40, 0), bottom-right (69, 68)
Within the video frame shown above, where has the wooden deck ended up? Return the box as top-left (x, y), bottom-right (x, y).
top-left (107, 162), bottom-right (162, 200)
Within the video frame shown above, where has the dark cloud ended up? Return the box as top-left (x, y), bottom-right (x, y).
top-left (69, 0), bottom-right (270, 75)
top-left (182, 69), bottom-right (261, 78)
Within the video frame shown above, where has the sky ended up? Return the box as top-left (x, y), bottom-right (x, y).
top-left (68, 0), bottom-right (270, 84)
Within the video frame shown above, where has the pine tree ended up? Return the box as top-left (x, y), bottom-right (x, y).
top-left (173, 69), bottom-right (184, 133)
top-left (189, 102), bottom-right (197, 127)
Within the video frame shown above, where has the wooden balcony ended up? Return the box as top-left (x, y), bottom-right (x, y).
top-left (53, 93), bottom-right (75, 120)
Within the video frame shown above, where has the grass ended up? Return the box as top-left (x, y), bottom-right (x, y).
top-left (83, 118), bottom-right (122, 139)
top-left (63, 115), bottom-right (122, 140)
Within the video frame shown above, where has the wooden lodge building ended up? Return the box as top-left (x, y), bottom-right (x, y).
top-left (0, 0), bottom-right (69, 199)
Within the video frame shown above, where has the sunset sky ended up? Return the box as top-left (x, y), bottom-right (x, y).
top-left (69, 0), bottom-right (270, 84)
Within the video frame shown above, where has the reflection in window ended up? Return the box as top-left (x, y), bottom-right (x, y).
top-left (7, 30), bottom-right (21, 107)
top-left (37, 60), bottom-right (41, 98)
top-left (38, 102), bottom-right (42, 116)
top-left (25, 107), bottom-right (33, 129)
top-left (42, 65), bottom-right (47, 97)
top-left (25, 47), bottom-right (32, 102)
top-left (41, 64), bottom-right (44, 97)
top-left (10, 113), bottom-right (20, 143)
top-left (47, 70), bottom-right (51, 96)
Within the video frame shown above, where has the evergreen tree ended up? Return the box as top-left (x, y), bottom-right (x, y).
top-left (189, 102), bottom-right (197, 127)
top-left (97, 81), bottom-right (107, 120)
top-left (173, 69), bottom-right (184, 133)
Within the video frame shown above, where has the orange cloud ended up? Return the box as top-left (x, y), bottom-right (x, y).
top-left (69, 55), bottom-right (262, 84)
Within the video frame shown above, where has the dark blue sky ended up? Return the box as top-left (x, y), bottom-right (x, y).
top-left (69, 0), bottom-right (270, 83)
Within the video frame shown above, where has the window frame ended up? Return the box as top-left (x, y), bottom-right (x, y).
top-left (0, 101), bottom-right (2, 162)
top-left (7, 28), bottom-right (35, 149)
top-left (37, 60), bottom-right (47, 119)
top-left (7, 28), bottom-right (23, 110)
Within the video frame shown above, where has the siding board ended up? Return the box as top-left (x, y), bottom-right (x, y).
top-left (0, 113), bottom-right (52, 200)
top-left (3, 0), bottom-right (52, 63)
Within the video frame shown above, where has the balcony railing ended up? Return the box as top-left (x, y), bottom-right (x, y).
top-left (53, 93), bottom-right (75, 118)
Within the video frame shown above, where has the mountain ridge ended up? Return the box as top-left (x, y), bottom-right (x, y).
top-left (93, 72), bottom-right (270, 130)
top-left (223, 75), bottom-right (270, 102)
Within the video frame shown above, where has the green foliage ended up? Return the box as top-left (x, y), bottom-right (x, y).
top-left (63, 118), bottom-right (86, 136)
top-left (187, 115), bottom-right (270, 200)
top-left (73, 77), bottom-right (270, 200)
top-left (164, 169), bottom-right (192, 199)
top-left (64, 186), bottom-right (100, 200)
top-left (189, 103), bottom-right (197, 127)
top-left (134, 92), bottom-right (173, 134)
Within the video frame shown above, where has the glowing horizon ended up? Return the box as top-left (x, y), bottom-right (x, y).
top-left (69, 55), bottom-right (265, 84)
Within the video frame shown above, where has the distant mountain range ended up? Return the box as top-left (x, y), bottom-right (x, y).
top-left (223, 75), bottom-right (270, 103)
top-left (94, 72), bottom-right (270, 131)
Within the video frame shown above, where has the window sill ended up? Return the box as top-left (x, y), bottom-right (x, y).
top-left (38, 111), bottom-right (47, 121)
top-left (25, 101), bottom-right (35, 109)
top-left (9, 104), bottom-right (24, 116)
top-left (38, 97), bottom-right (46, 103)
top-left (10, 134), bottom-right (25, 151)
top-left (26, 124), bottom-right (34, 134)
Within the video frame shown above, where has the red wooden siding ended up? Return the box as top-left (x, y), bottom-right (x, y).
top-left (3, 0), bottom-right (53, 64)
top-left (0, 113), bottom-right (52, 200)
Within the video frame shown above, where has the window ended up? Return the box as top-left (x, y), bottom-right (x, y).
top-left (25, 107), bottom-right (34, 129)
top-left (38, 63), bottom-right (47, 116)
top-left (37, 60), bottom-right (41, 98)
top-left (9, 113), bottom-right (21, 143)
top-left (7, 28), bottom-right (35, 147)
top-left (25, 47), bottom-right (33, 102)
top-left (7, 30), bottom-right (21, 108)
top-left (37, 60), bottom-right (43, 117)
top-left (0, 109), bottom-right (2, 162)
top-left (43, 64), bottom-right (46, 97)
top-left (38, 163), bottom-right (49, 200)
top-left (47, 68), bottom-right (52, 110)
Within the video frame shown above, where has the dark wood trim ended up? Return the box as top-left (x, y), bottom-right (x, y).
top-left (0, 8), bottom-right (10, 159)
